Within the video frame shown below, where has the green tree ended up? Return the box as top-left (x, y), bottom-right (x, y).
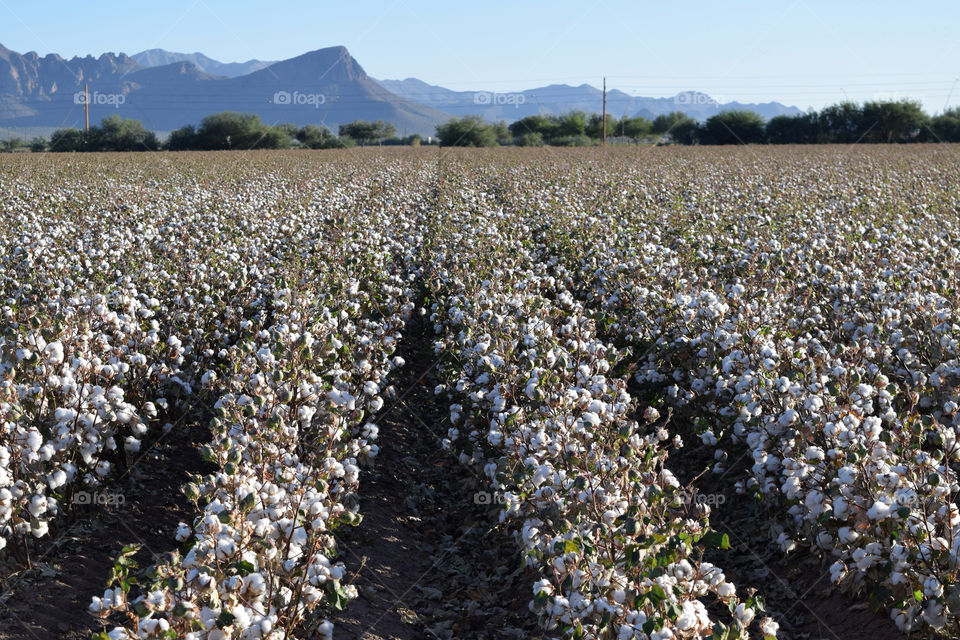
top-left (89, 115), bottom-right (159, 151)
top-left (929, 107), bottom-right (960, 142)
top-left (860, 99), bottom-right (928, 143)
top-left (509, 115), bottom-right (558, 141)
top-left (652, 111), bottom-right (696, 136)
top-left (49, 128), bottom-right (87, 152)
top-left (166, 125), bottom-right (198, 151)
top-left (338, 120), bottom-right (396, 146)
top-left (514, 132), bottom-right (544, 147)
top-left (29, 137), bottom-right (47, 152)
top-left (435, 116), bottom-right (498, 147)
top-left (0, 137), bottom-right (27, 152)
top-left (556, 111), bottom-right (587, 137)
top-left (817, 102), bottom-right (863, 143)
top-left (765, 113), bottom-right (818, 144)
top-left (700, 110), bottom-right (765, 145)
top-left (193, 112), bottom-right (287, 150)
top-left (296, 124), bottom-right (335, 149)
top-left (585, 113), bottom-right (616, 139)
top-left (618, 116), bottom-right (652, 141)
top-left (491, 121), bottom-right (512, 145)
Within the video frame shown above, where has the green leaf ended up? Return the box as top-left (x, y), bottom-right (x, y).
top-left (648, 585), bottom-right (667, 605)
top-left (701, 530), bottom-right (731, 550)
top-left (217, 610), bottom-right (236, 629)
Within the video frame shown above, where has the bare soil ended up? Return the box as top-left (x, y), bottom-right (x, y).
top-left (332, 311), bottom-right (539, 640)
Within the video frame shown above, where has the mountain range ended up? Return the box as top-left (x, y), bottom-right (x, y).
top-left (376, 78), bottom-right (801, 122)
top-left (0, 44), bottom-right (803, 137)
top-left (131, 49), bottom-right (274, 78)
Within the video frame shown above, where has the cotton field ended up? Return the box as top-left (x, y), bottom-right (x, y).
top-left (1, 146), bottom-right (959, 640)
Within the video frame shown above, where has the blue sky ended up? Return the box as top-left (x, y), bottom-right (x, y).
top-left (2, 0), bottom-right (958, 113)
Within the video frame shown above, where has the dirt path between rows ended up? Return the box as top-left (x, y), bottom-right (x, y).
top-left (332, 309), bottom-right (539, 640)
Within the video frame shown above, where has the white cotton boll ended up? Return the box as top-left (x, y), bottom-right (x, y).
top-left (28, 494), bottom-right (47, 518)
top-left (734, 603), bottom-right (755, 627)
top-left (201, 370), bottom-right (217, 386)
top-left (47, 469), bottom-right (67, 490)
top-left (581, 412), bottom-right (600, 427)
top-left (363, 381), bottom-right (379, 396)
top-left (675, 600), bottom-right (699, 631)
top-left (291, 526), bottom-right (308, 546)
top-left (837, 526), bottom-right (858, 543)
top-left (829, 561), bottom-right (846, 583)
top-left (44, 341), bottom-right (64, 365)
top-left (232, 605), bottom-right (252, 630)
top-left (26, 430), bottom-right (43, 452)
top-left (316, 620), bottom-right (334, 640)
top-left (54, 407), bottom-right (77, 423)
top-left (124, 437), bottom-right (141, 453)
top-left (779, 409), bottom-right (798, 427)
top-left (776, 532), bottom-right (796, 553)
top-left (867, 500), bottom-right (892, 520)
top-left (31, 520), bottom-right (49, 538)
top-left (176, 521), bottom-right (192, 542)
top-left (716, 582), bottom-right (735, 598)
top-left (361, 423), bottom-right (379, 440)
top-left (242, 573), bottom-right (267, 597)
top-left (533, 579), bottom-right (553, 595)
top-left (759, 617), bottom-right (779, 637)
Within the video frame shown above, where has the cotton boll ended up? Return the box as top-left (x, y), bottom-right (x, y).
top-left (316, 620), bottom-right (334, 640)
top-left (176, 521), bottom-right (192, 542)
top-left (867, 499), bottom-right (892, 520)
top-left (759, 617), bottom-right (779, 637)
top-left (47, 469), bottom-right (67, 490)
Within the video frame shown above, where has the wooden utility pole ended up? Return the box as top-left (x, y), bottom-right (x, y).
top-left (84, 84), bottom-right (90, 135)
top-left (602, 77), bottom-right (607, 146)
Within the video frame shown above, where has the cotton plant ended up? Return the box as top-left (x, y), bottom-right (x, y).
top-left (424, 200), bottom-right (771, 640)
top-left (80, 158), bottom-right (425, 639)
top-left (478, 152), bottom-right (960, 636)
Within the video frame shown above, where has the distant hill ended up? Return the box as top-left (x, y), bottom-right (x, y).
top-left (0, 44), bottom-right (449, 135)
top-left (377, 78), bottom-right (803, 122)
top-left (132, 49), bottom-right (274, 78)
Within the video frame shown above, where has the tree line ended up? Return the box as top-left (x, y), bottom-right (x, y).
top-left (6, 98), bottom-right (960, 152)
top-left (437, 99), bottom-right (960, 146)
top-left (8, 113), bottom-right (426, 152)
